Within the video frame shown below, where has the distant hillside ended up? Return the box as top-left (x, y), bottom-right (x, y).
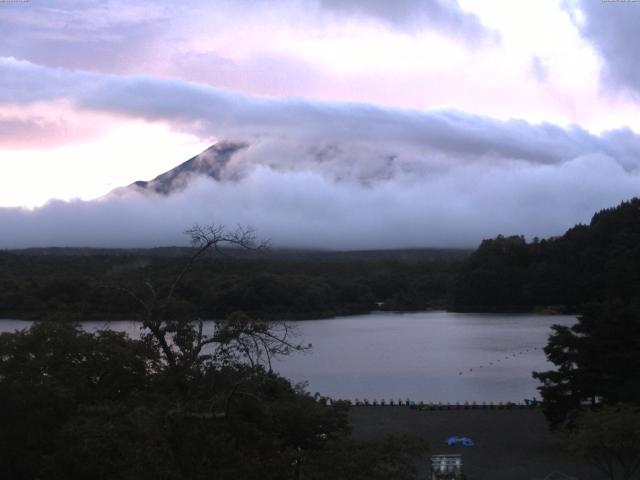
top-left (451, 198), bottom-right (640, 312)
top-left (0, 247), bottom-right (468, 321)
top-left (8, 246), bottom-right (470, 262)
top-left (109, 141), bottom-right (248, 196)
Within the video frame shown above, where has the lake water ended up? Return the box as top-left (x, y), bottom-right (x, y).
top-left (0, 311), bottom-right (576, 402)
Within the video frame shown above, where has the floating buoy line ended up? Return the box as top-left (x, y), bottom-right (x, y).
top-left (457, 346), bottom-right (541, 376)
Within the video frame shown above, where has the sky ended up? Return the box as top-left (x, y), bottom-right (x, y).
top-left (1, 0), bottom-right (640, 248)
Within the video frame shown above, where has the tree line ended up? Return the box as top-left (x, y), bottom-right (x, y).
top-left (0, 247), bottom-right (466, 321)
top-left (451, 198), bottom-right (640, 312)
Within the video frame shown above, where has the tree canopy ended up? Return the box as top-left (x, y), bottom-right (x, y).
top-left (533, 301), bottom-right (640, 430)
top-left (0, 225), bottom-right (428, 480)
top-left (0, 246), bottom-right (464, 321)
top-left (452, 198), bottom-right (640, 312)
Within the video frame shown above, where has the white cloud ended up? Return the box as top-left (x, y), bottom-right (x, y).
top-left (2, 59), bottom-right (640, 248)
top-left (0, 152), bottom-right (637, 249)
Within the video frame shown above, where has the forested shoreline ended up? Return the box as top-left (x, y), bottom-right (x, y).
top-left (451, 198), bottom-right (640, 314)
top-left (0, 247), bottom-right (467, 321)
top-left (4, 198), bottom-right (640, 322)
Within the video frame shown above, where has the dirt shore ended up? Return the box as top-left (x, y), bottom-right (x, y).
top-left (349, 407), bottom-right (602, 480)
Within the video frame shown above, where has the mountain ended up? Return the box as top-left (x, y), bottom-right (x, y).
top-left (111, 141), bottom-right (248, 196)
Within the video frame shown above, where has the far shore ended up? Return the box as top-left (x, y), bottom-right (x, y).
top-left (0, 307), bottom-right (577, 324)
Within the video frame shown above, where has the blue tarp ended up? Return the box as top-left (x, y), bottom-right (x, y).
top-left (447, 436), bottom-right (475, 447)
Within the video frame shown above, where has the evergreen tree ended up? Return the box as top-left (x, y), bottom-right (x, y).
top-left (534, 301), bottom-right (640, 429)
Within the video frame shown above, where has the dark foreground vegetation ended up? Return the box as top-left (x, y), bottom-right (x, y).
top-left (2, 198), bottom-right (640, 479)
top-left (0, 321), bottom-right (428, 480)
top-left (0, 246), bottom-right (466, 321)
top-left (0, 227), bottom-right (427, 480)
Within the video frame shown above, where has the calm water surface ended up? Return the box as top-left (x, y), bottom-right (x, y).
top-left (0, 311), bottom-right (576, 402)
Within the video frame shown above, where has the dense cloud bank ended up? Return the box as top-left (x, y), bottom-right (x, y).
top-left (1, 58), bottom-right (640, 249)
top-left (1, 153), bottom-right (638, 249)
top-left (4, 56), bottom-right (640, 172)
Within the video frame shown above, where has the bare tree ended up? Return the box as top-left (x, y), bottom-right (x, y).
top-left (212, 312), bottom-right (308, 371)
top-left (122, 224), bottom-right (308, 378)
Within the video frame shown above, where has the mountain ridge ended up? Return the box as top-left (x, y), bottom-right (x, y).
top-left (111, 141), bottom-right (248, 196)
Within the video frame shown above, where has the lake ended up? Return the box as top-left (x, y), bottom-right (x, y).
top-left (0, 311), bottom-right (576, 403)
